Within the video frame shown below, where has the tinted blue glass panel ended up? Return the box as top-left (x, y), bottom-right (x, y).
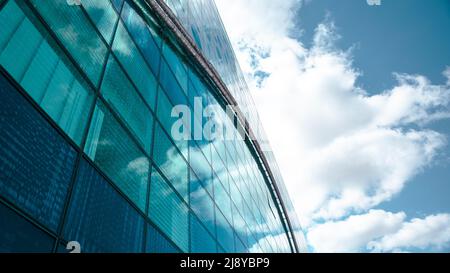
top-left (189, 142), bottom-right (213, 194)
top-left (0, 73), bottom-right (77, 232)
top-left (153, 124), bottom-right (188, 200)
top-left (214, 177), bottom-right (233, 225)
top-left (190, 214), bottom-right (216, 253)
top-left (159, 60), bottom-right (188, 106)
top-left (112, 21), bottom-right (157, 109)
top-left (111, 0), bottom-right (124, 12)
top-left (30, 0), bottom-right (108, 85)
top-left (83, 0), bottom-right (119, 43)
top-left (101, 55), bottom-right (153, 153)
top-left (190, 172), bottom-right (216, 235)
top-left (0, 202), bottom-right (54, 253)
top-left (0, 0), bottom-right (94, 145)
top-left (156, 88), bottom-right (188, 159)
top-left (148, 168), bottom-right (188, 252)
top-left (216, 208), bottom-right (235, 253)
top-left (121, 2), bottom-right (160, 76)
top-left (146, 224), bottom-right (180, 253)
top-left (84, 102), bottom-right (149, 212)
top-left (162, 43), bottom-right (187, 93)
top-left (63, 159), bottom-right (145, 253)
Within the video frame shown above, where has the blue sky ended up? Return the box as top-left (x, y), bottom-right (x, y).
top-left (297, 0), bottom-right (450, 232)
top-left (216, 0), bottom-right (450, 252)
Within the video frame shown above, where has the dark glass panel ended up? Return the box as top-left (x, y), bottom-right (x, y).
top-left (63, 159), bottom-right (145, 253)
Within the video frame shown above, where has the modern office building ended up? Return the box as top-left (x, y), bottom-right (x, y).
top-left (0, 0), bottom-right (306, 253)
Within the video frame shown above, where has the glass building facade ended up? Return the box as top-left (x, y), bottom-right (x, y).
top-left (0, 0), bottom-right (306, 253)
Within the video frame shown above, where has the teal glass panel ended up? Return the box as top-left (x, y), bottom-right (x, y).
top-left (0, 202), bottom-right (55, 253)
top-left (190, 215), bottom-right (217, 253)
top-left (153, 123), bottom-right (188, 201)
top-left (215, 208), bottom-right (235, 253)
top-left (189, 142), bottom-right (213, 194)
top-left (156, 88), bottom-right (188, 159)
top-left (111, 0), bottom-right (124, 12)
top-left (84, 101), bottom-right (149, 212)
top-left (146, 224), bottom-right (180, 253)
top-left (214, 177), bottom-right (233, 225)
top-left (82, 0), bottom-right (119, 43)
top-left (162, 43), bottom-right (187, 93)
top-left (159, 60), bottom-right (188, 106)
top-left (30, 0), bottom-right (108, 86)
top-left (148, 168), bottom-right (189, 252)
top-left (121, 2), bottom-right (160, 76)
top-left (112, 21), bottom-right (157, 109)
top-left (190, 171), bottom-right (216, 235)
top-left (101, 56), bottom-right (153, 153)
top-left (63, 159), bottom-right (145, 253)
top-left (0, 0), bottom-right (94, 145)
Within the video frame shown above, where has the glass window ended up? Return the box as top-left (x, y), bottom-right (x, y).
top-left (235, 235), bottom-right (247, 253)
top-left (162, 43), bottom-right (187, 93)
top-left (0, 0), bottom-right (94, 145)
top-left (146, 224), bottom-right (180, 253)
top-left (84, 101), bottom-right (149, 212)
top-left (191, 215), bottom-right (217, 253)
top-left (159, 60), bottom-right (188, 106)
top-left (110, 0), bottom-right (124, 12)
top-left (63, 159), bottom-right (145, 253)
top-left (82, 0), bottom-right (119, 43)
top-left (189, 142), bottom-right (213, 195)
top-left (215, 208), bottom-right (235, 253)
top-left (0, 73), bottom-right (77, 232)
top-left (156, 88), bottom-right (188, 159)
top-left (153, 124), bottom-right (188, 200)
top-left (121, 2), bottom-right (160, 76)
top-left (112, 21), bottom-right (157, 109)
top-left (0, 202), bottom-right (55, 253)
top-left (148, 168), bottom-right (189, 252)
top-left (30, 0), bottom-right (108, 86)
top-left (214, 177), bottom-right (233, 225)
top-left (190, 172), bottom-right (216, 235)
top-left (101, 56), bottom-right (153, 153)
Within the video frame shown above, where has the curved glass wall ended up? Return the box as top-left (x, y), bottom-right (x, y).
top-left (0, 0), bottom-right (303, 253)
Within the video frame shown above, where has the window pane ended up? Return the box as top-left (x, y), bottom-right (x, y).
top-left (215, 208), bottom-right (235, 253)
top-left (159, 60), bottom-right (187, 106)
top-left (101, 56), bottom-right (153, 153)
top-left (63, 159), bottom-right (145, 253)
top-left (84, 101), bottom-right (149, 212)
top-left (110, 0), bottom-right (124, 12)
top-left (190, 172), bottom-right (216, 235)
top-left (121, 2), bottom-right (160, 76)
top-left (146, 224), bottom-right (180, 253)
top-left (0, 0), bottom-right (94, 145)
top-left (156, 89), bottom-right (188, 159)
top-left (0, 202), bottom-right (55, 253)
top-left (153, 124), bottom-right (188, 201)
top-left (189, 142), bottom-right (213, 195)
top-left (112, 21), bottom-right (157, 109)
top-left (214, 177), bottom-right (233, 225)
top-left (30, 0), bottom-right (108, 85)
top-left (162, 43), bottom-right (187, 93)
top-left (82, 0), bottom-right (119, 43)
top-left (0, 72), bottom-right (77, 232)
top-left (148, 168), bottom-right (188, 252)
top-left (191, 215), bottom-right (216, 253)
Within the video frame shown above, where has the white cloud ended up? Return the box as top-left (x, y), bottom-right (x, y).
top-left (216, 0), bottom-right (450, 252)
top-left (307, 210), bottom-right (450, 253)
top-left (369, 214), bottom-right (450, 252)
top-left (307, 210), bottom-right (406, 252)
